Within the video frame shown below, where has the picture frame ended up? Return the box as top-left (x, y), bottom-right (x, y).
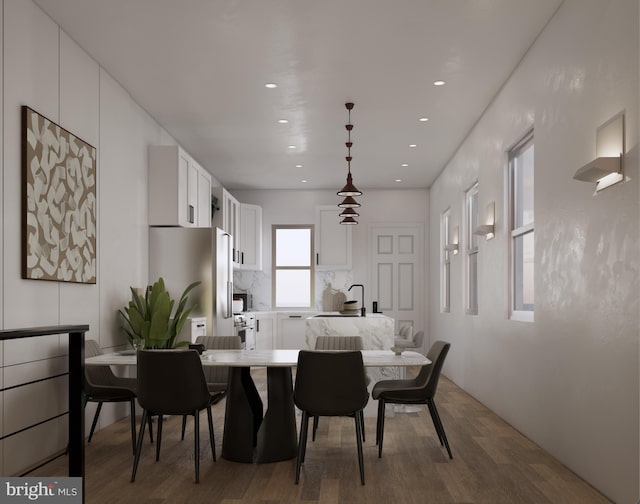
top-left (22, 105), bottom-right (97, 284)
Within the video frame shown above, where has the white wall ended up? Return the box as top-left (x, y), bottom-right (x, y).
top-left (0, 0), bottom-right (175, 474)
top-left (428, 1), bottom-right (639, 502)
top-left (233, 189), bottom-right (429, 326)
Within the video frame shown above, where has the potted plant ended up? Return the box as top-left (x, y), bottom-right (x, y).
top-left (119, 277), bottom-right (201, 349)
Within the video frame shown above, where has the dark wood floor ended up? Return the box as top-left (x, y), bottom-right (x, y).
top-left (33, 369), bottom-right (611, 503)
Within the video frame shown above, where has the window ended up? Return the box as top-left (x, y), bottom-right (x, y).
top-left (465, 183), bottom-right (479, 315)
top-left (440, 209), bottom-right (451, 313)
top-left (508, 132), bottom-right (534, 319)
top-left (272, 225), bottom-right (314, 308)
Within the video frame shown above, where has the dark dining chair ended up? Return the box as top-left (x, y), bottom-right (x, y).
top-left (312, 336), bottom-right (367, 442)
top-left (294, 350), bottom-right (369, 485)
top-left (372, 340), bottom-right (452, 459)
top-left (84, 339), bottom-right (138, 454)
top-left (180, 335), bottom-right (241, 440)
top-left (131, 349), bottom-right (217, 483)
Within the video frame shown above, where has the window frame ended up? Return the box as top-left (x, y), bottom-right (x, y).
top-left (465, 182), bottom-right (479, 315)
top-left (508, 130), bottom-right (534, 321)
top-left (271, 224), bottom-right (315, 310)
top-left (440, 208), bottom-right (451, 313)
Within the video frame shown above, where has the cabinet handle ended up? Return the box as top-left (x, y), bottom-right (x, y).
top-left (188, 205), bottom-right (195, 224)
top-left (256, 319), bottom-right (260, 332)
top-left (289, 315), bottom-right (302, 318)
top-left (316, 253), bottom-right (319, 265)
top-left (196, 324), bottom-right (205, 328)
top-left (241, 252), bottom-right (244, 264)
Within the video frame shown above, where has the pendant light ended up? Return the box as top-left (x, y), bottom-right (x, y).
top-left (338, 102), bottom-right (361, 224)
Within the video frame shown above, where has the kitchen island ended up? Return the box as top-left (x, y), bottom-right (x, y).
top-left (305, 312), bottom-right (395, 351)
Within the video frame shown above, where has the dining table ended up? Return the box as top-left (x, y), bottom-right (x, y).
top-left (86, 348), bottom-right (430, 464)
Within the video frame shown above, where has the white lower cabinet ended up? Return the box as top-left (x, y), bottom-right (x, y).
top-left (255, 313), bottom-right (275, 350)
top-left (276, 312), bottom-right (317, 349)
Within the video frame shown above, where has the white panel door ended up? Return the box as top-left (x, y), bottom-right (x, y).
top-left (369, 225), bottom-right (424, 339)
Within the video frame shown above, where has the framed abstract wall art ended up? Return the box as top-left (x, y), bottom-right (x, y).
top-left (22, 105), bottom-right (97, 284)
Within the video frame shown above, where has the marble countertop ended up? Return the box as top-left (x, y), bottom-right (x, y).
top-left (308, 312), bottom-right (391, 319)
top-left (85, 349), bottom-right (429, 368)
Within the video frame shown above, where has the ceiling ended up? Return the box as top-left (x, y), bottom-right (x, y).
top-left (34, 0), bottom-right (563, 191)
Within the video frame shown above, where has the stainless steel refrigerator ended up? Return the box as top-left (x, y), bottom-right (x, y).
top-left (148, 227), bottom-right (234, 336)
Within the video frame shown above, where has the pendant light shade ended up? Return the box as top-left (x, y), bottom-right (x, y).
top-left (338, 196), bottom-right (361, 208)
top-left (339, 216), bottom-right (358, 225)
top-left (337, 171), bottom-right (362, 197)
top-left (339, 207), bottom-right (360, 218)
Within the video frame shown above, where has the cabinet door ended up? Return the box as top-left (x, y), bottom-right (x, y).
top-left (255, 315), bottom-right (274, 350)
top-left (186, 159), bottom-right (198, 226)
top-left (315, 206), bottom-right (352, 269)
top-left (276, 313), bottom-right (316, 349)
top-left (239, 204), bottom-right (262, 270)
top-left (197, 169), bottom-right (212, 227)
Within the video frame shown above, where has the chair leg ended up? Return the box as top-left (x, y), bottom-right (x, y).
top-left (354, 411), bottom-right (365, 485)
top-left (131, 409), bottom-right (148, 482)
top-left (129, 398), bottom-right (137, 455)
top-left (312, 415), bottom-right (319, 441)
top-left (359, 413), bottom-right (366, 443)
top-left (147, 415), bottom-right (154, 443)
top-left (155, 415), bottom-right (163, 461)
top-left (426, 400), bottom-right (445, 447)
top-left (295, 411), bottom-right (310, 484)
top-left (377, 400), bottom-right (386, 458)
top-left (88, 402), bottom-right (103, 443)
top-left (181, 415), bottom-right (187, 440)
top-left (429, 399), bottom-right (452, 459)
top-left (194, 410), bottom-right (200, 483)
top-left (206, 406), bottom-right (216, 461)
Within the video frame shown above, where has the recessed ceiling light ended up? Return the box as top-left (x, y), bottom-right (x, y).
top-left (295, 164), bottom-right (303, 168)
top-left (419, 117), bottom-right (429, 122)
top-left (287, 145), bottom-right (296, 149)
top-left (401, 163), bottom-right (409, 167)
top-left (409, 144), bottom-right (417, 148)
top-left (395, 179), bottom-right (402, 182)
top-left (433, 80), bottom-right (446, 86)
top-left (301, 179), bottom-right (307, 183)
top-left (278, 119), bottom-right (289, 124)
top-left (265, 83), bottom-right (277, 89)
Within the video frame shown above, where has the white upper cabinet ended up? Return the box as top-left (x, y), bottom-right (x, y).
top-left (149, 145), bottom-right (212, 228)
top-left (212, 187), bottom-right (241, 266)
top-left (315, 206), bottom-right (352, 270)
top-left (239, 203), bottom-right (262, 270)
top-left (197, 168), bottom-right (212, 226)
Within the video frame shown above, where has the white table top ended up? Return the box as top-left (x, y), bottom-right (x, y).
top-left (85, 349), bottom-right (429, 368)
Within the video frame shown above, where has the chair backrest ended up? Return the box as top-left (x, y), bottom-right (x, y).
top-left (415, 340), bottom-right (450, 398)
top-left (398, 325), bottom-right (413, 339)
top-left (136, 349), bottom-right (211, 415)
top-left (294, 350), bottom-right (368, 416)
top-left (314, 335), bottom-right (364, 351)
top-left (195, 335), bottom-right (242, 384)
top-left (84, 339), bottom-right (119, 391)
top-left (412, 330), bottom-right (425, 348)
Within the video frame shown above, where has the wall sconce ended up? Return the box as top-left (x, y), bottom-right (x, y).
top-left (573, 113), bottom-right (624, 192)
top-left (445, 225), bottom-right (459, 254)
top-left (473, 202), bottom-right (495, 240)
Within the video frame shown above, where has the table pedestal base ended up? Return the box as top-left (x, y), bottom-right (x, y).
top-left (222, 367), bottom-right (298, 463)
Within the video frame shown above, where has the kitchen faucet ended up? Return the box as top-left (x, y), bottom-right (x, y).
top-left (348, 284), bottom-right (366, 317)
